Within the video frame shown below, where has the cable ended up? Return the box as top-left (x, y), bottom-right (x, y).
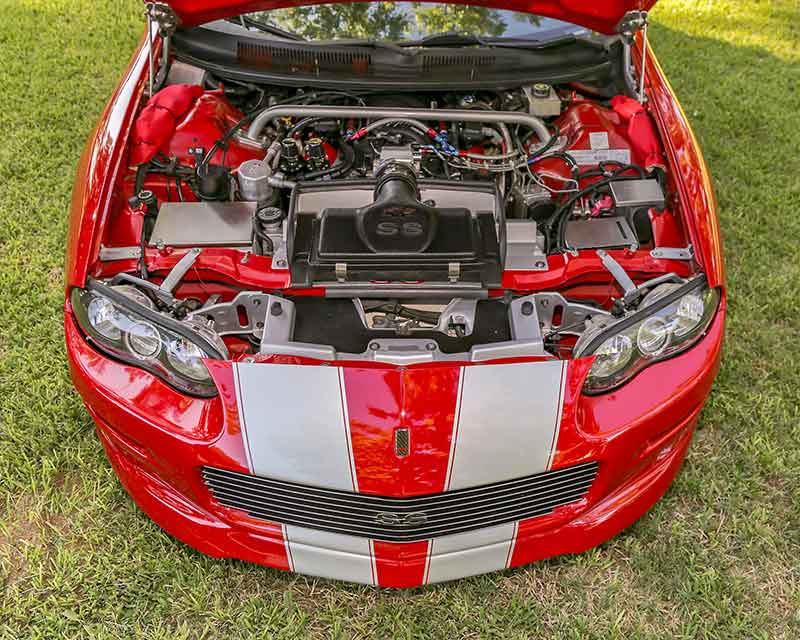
top-left (549, 166), bottom-right (650, 252)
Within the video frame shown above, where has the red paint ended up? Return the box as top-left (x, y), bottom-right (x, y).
top-left (66, 34), bottom-right (151, 290)
top-left (610, 95), bottom-right (666, 171)
top-left (129, 84), bottom-right (205, 165)
top-left (155, 0), bottom-right (658, 35)
top-left (66, 305), bottom-right (723, 585)
top-left (372, 540), bottom-right (430, 588)
top-left (637, 34), bottom-right (725, 287)
top-left (343, 366), bottom-right (462, 496)
top-left (65, 24), bottom-right (727, 585)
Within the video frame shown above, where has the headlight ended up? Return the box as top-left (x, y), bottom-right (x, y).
top-left (70, 280), bottom-right (227, 397)
top-left (575, 277), bottom-right (720, 394)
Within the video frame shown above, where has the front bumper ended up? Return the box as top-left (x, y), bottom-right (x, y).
top-left (65, 301), bottom-right (725, 587)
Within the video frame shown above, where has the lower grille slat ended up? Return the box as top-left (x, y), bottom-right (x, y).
top-left (205, 473), bottom-right (596, 521)
top-left (202, 461), bottom-right (598, 542)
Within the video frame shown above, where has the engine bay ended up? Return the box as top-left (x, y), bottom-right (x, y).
top-left (87, 55), bottom-right (703, 371)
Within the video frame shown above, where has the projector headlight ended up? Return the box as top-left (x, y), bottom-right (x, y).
top-left (575, 277), bottom-right (720, 394)
top-left (70, 280), bottom-right (227, 397)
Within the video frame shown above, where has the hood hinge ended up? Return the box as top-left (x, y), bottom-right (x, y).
top-left (145, 2), bottom-right (180, 37)
top-left (617, 11), bottom-right (649, 104)
top-left (616, 10), bottom-right (648, 38)
top-left (144, 3), bottom-right (179, 97)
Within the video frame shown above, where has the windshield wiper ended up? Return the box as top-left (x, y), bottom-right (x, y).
top-left (398, 32), bottom-right (577, 50)
top-left (317, 39), bottom-right (411, 55)
top-left (227, 16), bottom-right (305, 41)
top-left (400, 32), bottom-right (489, 47)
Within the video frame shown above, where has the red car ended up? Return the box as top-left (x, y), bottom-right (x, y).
top-left (66, 0), bottom-right (725, 587)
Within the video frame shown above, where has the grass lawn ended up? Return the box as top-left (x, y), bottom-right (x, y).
top-left (1, 0), bottom-right (799, 637)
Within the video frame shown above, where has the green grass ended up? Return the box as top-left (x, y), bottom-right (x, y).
top-left (1, 0), bottom-right (799, 637)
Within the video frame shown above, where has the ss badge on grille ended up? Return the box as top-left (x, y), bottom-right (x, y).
top-left (375, 511), bottom-right (428, 528)
top-left (394, 428), bottom-right (410, 457)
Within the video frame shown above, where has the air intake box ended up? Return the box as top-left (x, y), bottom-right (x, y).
top-left (288, 179), bottom-right (502, 286)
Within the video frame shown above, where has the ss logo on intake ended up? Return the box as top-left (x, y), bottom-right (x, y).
top-left (375, 221), bottom-right (425, 237)
top-left (375, 511), bottom-right (428, 528)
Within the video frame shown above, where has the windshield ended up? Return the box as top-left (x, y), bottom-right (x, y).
top-left (241, 2), bottom-right (589, 43)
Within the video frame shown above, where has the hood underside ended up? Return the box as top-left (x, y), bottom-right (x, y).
top-left (157, 0), bottom-right (656, 35)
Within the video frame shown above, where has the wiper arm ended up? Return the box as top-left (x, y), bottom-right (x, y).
top-left (322, 39), bottom-right (410, 55)
top-left (227, 16), bottom-right (305, 41)
top-left (399, 32), bottom-right (578, 50)
top-left (399, 32), bottom-right (488, 47)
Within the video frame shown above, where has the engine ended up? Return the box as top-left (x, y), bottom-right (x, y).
top-left (101, 78), bottom-right (692, 364)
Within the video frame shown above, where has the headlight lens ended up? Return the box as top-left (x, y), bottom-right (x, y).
top-left (125, 321), bottom-right (161, 359)
top-left (87, 295), bottom-right (123, 340)
top-left (166, 337), bottom-right (211, 382)
top-left (71, 284), bottom-right (226, 396)
top-left (578, 279), bottom-right (720, 394)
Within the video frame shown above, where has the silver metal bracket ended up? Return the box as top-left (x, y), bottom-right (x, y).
top-left (187, 291), bottom-right (272, 339)
top-left (271, 242), bottom-right (289, 270)
top-left (597, 249), bottom-right (684, 309)
top-left (99, 245), bottom-right (142, 262)
top-left (597, 250), bottom-right (638, 299)
top-left (160, 247), bottom-right (201, 294)
top-left (504, 220), bottom-right (548, 271)
top-left (335, 263), bottom-right (347, 282)
top-left (435, 299), bottom-right (478, 337)
top-left (650, 245), bottom-right (694, 261)
top-left (448, 262), bottom-right (461, 283)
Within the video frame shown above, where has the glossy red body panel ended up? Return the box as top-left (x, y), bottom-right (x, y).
top-left (65, 25), bottom-right (726, 585)
top-left (635, 34), bottom-right (725, 287)
top-left (66, 34), bottom-right (151, 291)
top-left (158, 0), bottom-right (657, 35)
top-left (373, 540), bottom-right (430, 588)
top-left (344, 367), bottom-right (461, 496)
top-left (67, 299), bottom-right (725, 586)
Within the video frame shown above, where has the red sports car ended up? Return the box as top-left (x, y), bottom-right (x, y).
top-left (66, 0), bottom-right (725, 586)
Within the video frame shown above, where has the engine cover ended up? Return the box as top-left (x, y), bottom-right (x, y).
top-left (288, 180), bottom-right (503, 286)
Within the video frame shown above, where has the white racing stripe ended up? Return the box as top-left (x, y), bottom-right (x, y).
top-left (234, 362), bottom-right (357, 491)
top-left (424, 522), bottom-right (516, 584)
top-left (445, 360), bottom-right (567, 491)
top-left (284, 525), bottom-right (376, 585)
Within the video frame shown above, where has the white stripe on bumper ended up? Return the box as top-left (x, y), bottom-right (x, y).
top-left (425, 522), bottom-right (517, 584)
top-left (284, 525), bottom-right (376, 585)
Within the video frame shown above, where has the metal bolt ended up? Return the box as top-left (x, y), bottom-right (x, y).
top-left (521, 301), bottom-right (534, 316)
top-left (535, 261), bottom-right (546, 269)
top-left (270, 302), bottom-right (283, 316)
top-left (277, 259), bottom-right (287, 268)
top-left (426, 342), bottom-right (436, 351)
top-left (369, 342), bottom-right (380, 351)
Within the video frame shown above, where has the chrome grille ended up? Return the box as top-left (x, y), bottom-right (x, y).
top-left (202, 461), bottom-right (598, 542)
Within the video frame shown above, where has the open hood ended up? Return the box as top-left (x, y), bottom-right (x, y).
top-left (153, 0), bottom-right (656, 36)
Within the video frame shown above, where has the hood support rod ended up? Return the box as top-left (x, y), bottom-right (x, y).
top-left (146, 8), bottom-right (155, 97)
top-left (639, 20), bottom-right (649, 102)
